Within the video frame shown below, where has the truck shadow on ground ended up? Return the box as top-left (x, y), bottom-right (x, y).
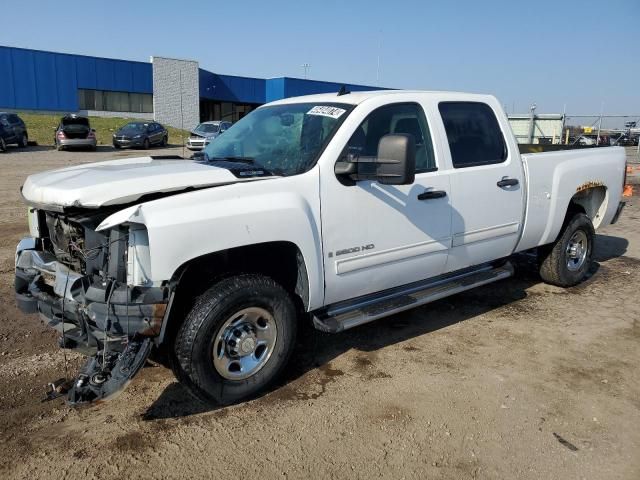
top-left (142, 234), bottom-right (628, 420)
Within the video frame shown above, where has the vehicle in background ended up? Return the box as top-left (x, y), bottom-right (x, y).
top-left (54, 115), bottom-right (97, 151)
top-left (112, 121), bottom-right (168, 149)
top-left (0, 112), bottom-right (28, 152)
top-left (15, 90), bottom-right (626, 406)
top-left (618, 135), bottom-right (639, 146)
top-left (187, 121), bottom-right (232, 150)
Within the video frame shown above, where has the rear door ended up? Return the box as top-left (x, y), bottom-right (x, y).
top-left (320, 102), bottom-right (452, 305)
top-left (0, 115), bottom-right (12, 142)
top-left (436, 101), bottom-right (524, 272)
top-left (8, 115), bottom-right (25, 140)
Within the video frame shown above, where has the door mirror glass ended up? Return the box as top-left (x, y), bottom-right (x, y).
top-left (375, 134), bottom-right (416, 185)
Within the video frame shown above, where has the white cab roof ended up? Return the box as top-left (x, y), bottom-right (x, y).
top-left (266, 90), bottom-right (496, 107)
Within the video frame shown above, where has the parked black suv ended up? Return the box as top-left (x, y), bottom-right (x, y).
top-left (112, 121), bottom-right (168, 149)
top-left (0, 113), bottom-right (28, 152)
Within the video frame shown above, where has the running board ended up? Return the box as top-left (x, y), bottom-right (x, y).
top-left (313, 262), bottom-right (514, 333)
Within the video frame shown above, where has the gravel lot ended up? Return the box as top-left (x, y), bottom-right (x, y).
top-left (0, 146), bottom-right (638, 479)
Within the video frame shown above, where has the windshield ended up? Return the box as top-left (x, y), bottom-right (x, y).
top-left (194, 123), bottom-right (219, 134)
top-left (121, 122), bottom-right (147, 132)
top-left (202, 103), bottom-right (352, 176)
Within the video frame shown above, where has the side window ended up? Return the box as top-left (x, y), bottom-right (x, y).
top-left (438, 102), bottom-right (507, 168)
top-left (346, 103), bottom-right (436, 173)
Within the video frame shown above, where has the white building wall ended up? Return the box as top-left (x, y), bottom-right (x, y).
top-left (152, 56), bottom-right (200, 130)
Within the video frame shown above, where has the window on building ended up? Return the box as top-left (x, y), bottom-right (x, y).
top-left (438, 102), bottom-right (507, 168)
top-left (78, 89), bottom-right (153, 113)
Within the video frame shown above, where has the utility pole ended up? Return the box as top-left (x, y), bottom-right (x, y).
top-left (376, 32), bottom-right (382, 83)
top-left (596, 101), bottom-right (604, 145)
top-left (527, 103), bottom-right (537, 144)
top-left (301, 63), bottom-right (311, 79)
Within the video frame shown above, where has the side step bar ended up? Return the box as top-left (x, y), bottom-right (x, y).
top-left (313, 262), bottom-right (514, 333)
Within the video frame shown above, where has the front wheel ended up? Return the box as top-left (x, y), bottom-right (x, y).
top-left (161, 135), bottom-right (168, 147)
top-left (19, 134), bottom-right (28, 148)
top-left (539, 213), bottom-right (595, 287)
top-left (173, 274), bottom-right (297, 405)
top-left (0, 137), bottom-right (6, 152)
top-left (143, 138), bottom-right (150, 150)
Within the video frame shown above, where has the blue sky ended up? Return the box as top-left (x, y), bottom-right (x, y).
top-left (1, 0), bottom-right (638, 116)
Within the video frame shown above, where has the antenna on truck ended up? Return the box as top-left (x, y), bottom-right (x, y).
top-left (337, 85), bottom-right (350, 96)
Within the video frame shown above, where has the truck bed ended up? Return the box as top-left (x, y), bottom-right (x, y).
top-left (516, 146), bottom-right (626, 252)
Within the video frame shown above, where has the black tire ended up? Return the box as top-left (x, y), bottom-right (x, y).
top-left (161, 135), bottom-right (168, 147)
top-left (539, 213), bottom-right (595, 287)
top-left (19, 134), bottom-right (28, 148)
top-left (173, 274), bottom-right (297, 405)
top-left (0, 137), bottom-right (6, 152)
top-left (56, 142), bottom-right (64, 151)
top-left (113, 143), bottom-right (121, 149)
top-left (143, 138), bottom-right (150, 150)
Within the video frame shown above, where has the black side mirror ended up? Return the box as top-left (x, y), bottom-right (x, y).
top-left (375, 134), bottom-right (415, 185)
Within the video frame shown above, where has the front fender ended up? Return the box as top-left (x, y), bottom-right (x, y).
top-left (97, 170), bottom-right (325, 309)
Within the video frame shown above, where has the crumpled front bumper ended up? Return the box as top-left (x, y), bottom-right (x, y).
top-left (15, 237), bottom-right (169, 347)
top-left (15, 236), bottom-right (169, 404)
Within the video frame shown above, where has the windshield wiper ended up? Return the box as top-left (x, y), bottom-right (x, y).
top-left (206, 156), bottom-right (282, 176)
top-left (209, 156), bottom-right (256, 164)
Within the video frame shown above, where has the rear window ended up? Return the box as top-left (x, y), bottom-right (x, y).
top-left (438, 102), bottom-right (507, 168)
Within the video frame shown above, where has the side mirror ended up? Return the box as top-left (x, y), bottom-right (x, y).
top-left (375, 134), bottom-right (415, 185)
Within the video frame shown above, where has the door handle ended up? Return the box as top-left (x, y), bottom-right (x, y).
top-left (417, 190), bottom-right (447, 200)
top-left (497, 177), bottom-right (519, 188)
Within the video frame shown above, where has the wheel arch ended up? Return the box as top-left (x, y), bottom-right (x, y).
top-left (567, 185), bottom-right (608, 229)
top-left (157, 241), bottom-right (310, 347)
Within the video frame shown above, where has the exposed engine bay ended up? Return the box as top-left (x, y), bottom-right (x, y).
top-left (15, 208), bottom-right (168, 404)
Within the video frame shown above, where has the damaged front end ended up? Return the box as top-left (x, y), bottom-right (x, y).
top-left (15, 208), bottom-right (168, 404)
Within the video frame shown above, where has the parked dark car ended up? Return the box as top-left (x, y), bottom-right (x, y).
top-left (54, 114), bottom-right (97, 151)
top-left (112, 121), bottom-right (168, 149)
top-left (0, 112), bottom-right (28, 152)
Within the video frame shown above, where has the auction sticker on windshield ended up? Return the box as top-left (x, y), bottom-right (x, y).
top-left (307, 106), bottom-right (347, 119)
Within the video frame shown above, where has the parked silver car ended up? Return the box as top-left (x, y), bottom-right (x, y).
top-left (55, 115), bottom-right (97, 151)
top-left (187, 121), bottom-right (231, 150)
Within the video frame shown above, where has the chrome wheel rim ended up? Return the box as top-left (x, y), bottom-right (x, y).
top-left (566, 230), bottom-right (588, 271)
top-left (212, 307), bottom-right (277, 380)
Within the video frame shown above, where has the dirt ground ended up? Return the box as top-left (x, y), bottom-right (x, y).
top-left (0, 146), bottom-right (638, 479)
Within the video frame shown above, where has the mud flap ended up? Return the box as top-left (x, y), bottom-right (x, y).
top-left (67, 337), bottom-right (152, 405)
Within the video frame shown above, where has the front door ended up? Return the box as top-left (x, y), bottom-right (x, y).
top-left (320, 102), bottom-right (452, 305)
top-left (436, 101), bottom-right (524, 272)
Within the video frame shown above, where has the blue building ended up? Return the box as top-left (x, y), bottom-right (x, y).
top-left (0, 46), bottom-right (383, 129)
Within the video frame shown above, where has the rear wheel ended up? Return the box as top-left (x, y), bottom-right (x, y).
top-left (0, 137), bottom-right (6, 152)
top-left (19, 134), bottom-right (28, 148)
top-left (172, 274), bottom-right (297, 405)
top-left (143, 138), bottom-right (150, 150)
top-left (539, 213), bottom-right (594, 287)
top-left (161, 135), bottom-right (168, 147)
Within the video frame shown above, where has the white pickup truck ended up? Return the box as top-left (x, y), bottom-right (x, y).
top-left (15, 90), bottom-right (626, 405)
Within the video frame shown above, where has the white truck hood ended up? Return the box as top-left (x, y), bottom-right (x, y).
top-left (21, 156), bottom-right (266, 209)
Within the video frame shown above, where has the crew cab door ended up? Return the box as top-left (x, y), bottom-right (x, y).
top-left (436, 101), bottom-right (524, 272)
top-left (320, 102), bottom-right (452, 305)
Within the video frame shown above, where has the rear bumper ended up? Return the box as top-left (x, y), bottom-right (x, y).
top-left (15, 237), bottom-right (168, 351)
top-left (58, 138), bottom-right (97, 148)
